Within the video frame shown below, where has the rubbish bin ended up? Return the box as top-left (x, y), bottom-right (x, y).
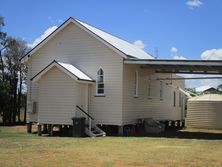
top-left (72, 117), bottom-right (86, 137)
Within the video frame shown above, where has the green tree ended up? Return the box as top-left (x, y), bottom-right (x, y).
top-left (0, 16), bottom-right (28, 125)
top-left (0, 16), bottom-right (9, 124)
top-left (217, 84), bottom-right (222, 92)
top-left (185, 88), bottom-right (197, 96)
top-left (0, 16), bottom-right (7, 82)
top-left (3, 38), bottom-right (28, 124)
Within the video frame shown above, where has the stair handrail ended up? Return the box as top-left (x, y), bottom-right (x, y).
top-left (76, 105), bottom-right (95, 136)
top-left (76, 105), bottom-right (94, 120)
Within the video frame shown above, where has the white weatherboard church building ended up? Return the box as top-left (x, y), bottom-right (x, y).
top-left (21, 17), bottom-right (185, 136)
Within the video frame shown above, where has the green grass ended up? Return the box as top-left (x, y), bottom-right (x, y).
top-left (0, 126), bottom-right (222, 167)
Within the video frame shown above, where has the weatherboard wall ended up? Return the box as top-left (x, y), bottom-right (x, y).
top-left (26, 22), bottom-right (123, 125)
top-left (38, 67), bottom-right (79, 124)
top-left (26, 59), bottom-right (38, 122)
top-left (122, 64), bottom-right (185, 125)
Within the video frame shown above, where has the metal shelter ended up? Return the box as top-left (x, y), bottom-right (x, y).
top-left (124, 59), bottom-right (222, 75)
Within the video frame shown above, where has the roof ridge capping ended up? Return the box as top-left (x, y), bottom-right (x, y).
top-left (21, 17), bottom-right (153, 62)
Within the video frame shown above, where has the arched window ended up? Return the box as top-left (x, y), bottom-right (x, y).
top-left (96, 69), bottom-right (104, 95)
top-left (134, 70), bottom-right (138, 97)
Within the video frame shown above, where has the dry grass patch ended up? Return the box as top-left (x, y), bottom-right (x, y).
top-left (0, 126), bottom-right (222, 167)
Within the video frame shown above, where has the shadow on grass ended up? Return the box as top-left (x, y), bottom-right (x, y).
top-left (39, 130), bottom-right (222, 140)
top-left (138, 129), bottom-right (222, 140)
top-left (26, 125), bottom-right (222, 140)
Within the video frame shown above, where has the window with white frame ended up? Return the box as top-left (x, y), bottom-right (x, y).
top-left (96, 68), bottom-right (104, 95)
top-left (148, 76), bottom-right (151, 97)
top-left (173, 91), bottom-right (176, 107)
top-left (179, 92), bottom-right (182, 107)
top-left (134, 70), bottom-right (138, 97)
top-left (160, 81), bottom-right (163, 100)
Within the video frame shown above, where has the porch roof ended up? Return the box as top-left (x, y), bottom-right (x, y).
top-left (124, 59), bottom-right (222, 75)
top-left (31, 60), bottom-right (94, 83)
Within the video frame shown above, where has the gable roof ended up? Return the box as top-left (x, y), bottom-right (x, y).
top-left (75, 19), bottom-right (153, 59)
top-left (31, 60), bottom-right (94, 83)
top-left (21, 17), bottom-right (153, 62)
top-left (196, 85), bottom-right (212, 92)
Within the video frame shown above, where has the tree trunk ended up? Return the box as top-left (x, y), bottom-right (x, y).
top-left (0, 51), bottom-right (4, 82)
top-left (24, 94), bottom-right (27, 123)
top-left (17, 70), bottom-right (22, 123)
top-left (12, 75), bottom-right (17, 125)
top-left (2, 110), bottom-right (6, 125)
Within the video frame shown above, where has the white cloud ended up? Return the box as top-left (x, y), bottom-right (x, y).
top-left (178, 74), bottom-right (222, 89)
top-left (170, 47), bottom-right (187, 59)
top-left (133, 40), bottom-right (145, 49)
top-left (177, 74), bottom-right (200, 88)
top-left (170, 47), bottom-right (222, 89)
top-left (28, 26), bottom-right (58, 48)
top-left (195, 48), bottom-right (222, 88)
top-left (171, 47), bottom-right (222, 88)
top-left (171, 47), bottom-right (178, 54)
top-left (186, 0), bottom-right (203, 9)
top-left (201, 49), bottom-right (222, 60)
top-left (173, 55), bottom-right (187, 60)
top-left (199, 76), bottom-right (222, 88)
top-left (171, 47), bottom-right (178, 57)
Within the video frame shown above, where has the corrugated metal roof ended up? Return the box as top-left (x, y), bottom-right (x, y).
top-left (76, 19), bottom-right (154, 60)
top-left (124, 59), bottom-right (222, 75)
top-left (21, 17), bottom-right (154, 62)
top-left (196, 85), bottom-right (212, 92)
top-left (189, 94), bottom-right (222, 101)
top-left (31, 60), bottom-right (93, 83)
top-left (58, 62), bottom-right (93, 81)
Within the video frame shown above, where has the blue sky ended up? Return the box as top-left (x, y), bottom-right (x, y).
top-left (1, 0), bottom-right (222, 88)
